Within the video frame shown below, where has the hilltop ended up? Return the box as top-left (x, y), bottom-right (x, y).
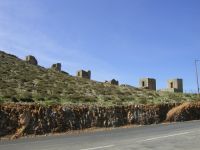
top-left (0, 50), bottom-right (198, 105)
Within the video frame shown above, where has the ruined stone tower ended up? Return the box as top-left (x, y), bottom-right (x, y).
top-left (25, 55), bottom-right (38, 65)
top-left (105, 79), bottom-right (119, 85)
top-left (51, 63), bottom-right (61, 72)
top-left (76, 70), bottom-right (91, 79)
top-left (167, 79), bottom-right (183, 93)
top-left (139, 78), bottom-right (156, 90)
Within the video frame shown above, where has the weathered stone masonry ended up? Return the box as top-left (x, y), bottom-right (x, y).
top-left (76, 70), bottom-right (91, 79)
top-left (167, 79), bottom-right (183, 93)
top-left (139, 78), bottom-right (156, 91)
top-left (161, 78), bottom-right (183, 93)
top-left (22, 53), bottom-right (184, 92)
top-left (51, 63), bottom-right (61, 72)
top-left (25, 55), bottom-right (38, 65)
top-left (105, 79), bottom-right (119, 85)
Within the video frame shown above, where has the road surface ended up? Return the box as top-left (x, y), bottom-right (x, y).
top-left (1, 120), bottom-right (200, 150)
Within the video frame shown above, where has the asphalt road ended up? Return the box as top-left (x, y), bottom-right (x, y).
top-left (1, 120), bottom-right (200, 150)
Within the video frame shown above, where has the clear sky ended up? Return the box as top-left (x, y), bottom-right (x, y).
top-left (0, 0), bottom-right (200, 92)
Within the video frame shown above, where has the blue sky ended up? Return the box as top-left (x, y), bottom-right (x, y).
top-left (0, 0), bottom-right (200, 92)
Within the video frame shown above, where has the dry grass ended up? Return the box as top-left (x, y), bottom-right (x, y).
top-left (166, 101), bottom-right (200, 122)
top-left (166, 102), bottom-right (190, 121)
top-left (0, 50), bottom-right (199, 105)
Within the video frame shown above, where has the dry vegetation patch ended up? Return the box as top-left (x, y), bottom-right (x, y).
top-left (166, 101), bottom-right (200, 122)
top-left (0, 50), bottom-right (199, 105)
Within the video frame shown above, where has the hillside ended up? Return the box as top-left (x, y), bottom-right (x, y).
top-left (0, 50), bottom-right (198, 105)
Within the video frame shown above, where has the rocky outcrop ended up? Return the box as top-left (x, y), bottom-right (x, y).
top-left (0, 103), bottom-right (178, 138)
top-left (11, 110), bottom-right (31, 139)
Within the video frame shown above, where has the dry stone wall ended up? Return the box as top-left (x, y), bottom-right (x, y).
top-left (0, 103), bottom-right (179, 138)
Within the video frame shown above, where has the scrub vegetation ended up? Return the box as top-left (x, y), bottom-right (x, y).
top-left (0, 50), bottom-right (198, 106)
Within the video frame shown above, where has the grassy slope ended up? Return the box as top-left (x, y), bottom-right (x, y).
top-left (0, 50), bottom-right (198, 105)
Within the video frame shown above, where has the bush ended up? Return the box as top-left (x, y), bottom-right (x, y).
top-left (139, 98), bottom-right (147, 104)
top-left (11, 97), bottom-right (19, 102)
top-left (19, 91), bottom-right (34, 102)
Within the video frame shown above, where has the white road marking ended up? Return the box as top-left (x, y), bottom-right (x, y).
top-left (137, 131), bottom-right (192, 142)
top-left (80, 145), bottom-right (114, 150)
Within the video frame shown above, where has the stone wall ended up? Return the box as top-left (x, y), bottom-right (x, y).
top-left (0, 103), bottom-right (179, 138)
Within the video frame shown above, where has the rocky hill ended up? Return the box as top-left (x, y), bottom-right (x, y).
top-left (0, 50), bottom-right (198, 105)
